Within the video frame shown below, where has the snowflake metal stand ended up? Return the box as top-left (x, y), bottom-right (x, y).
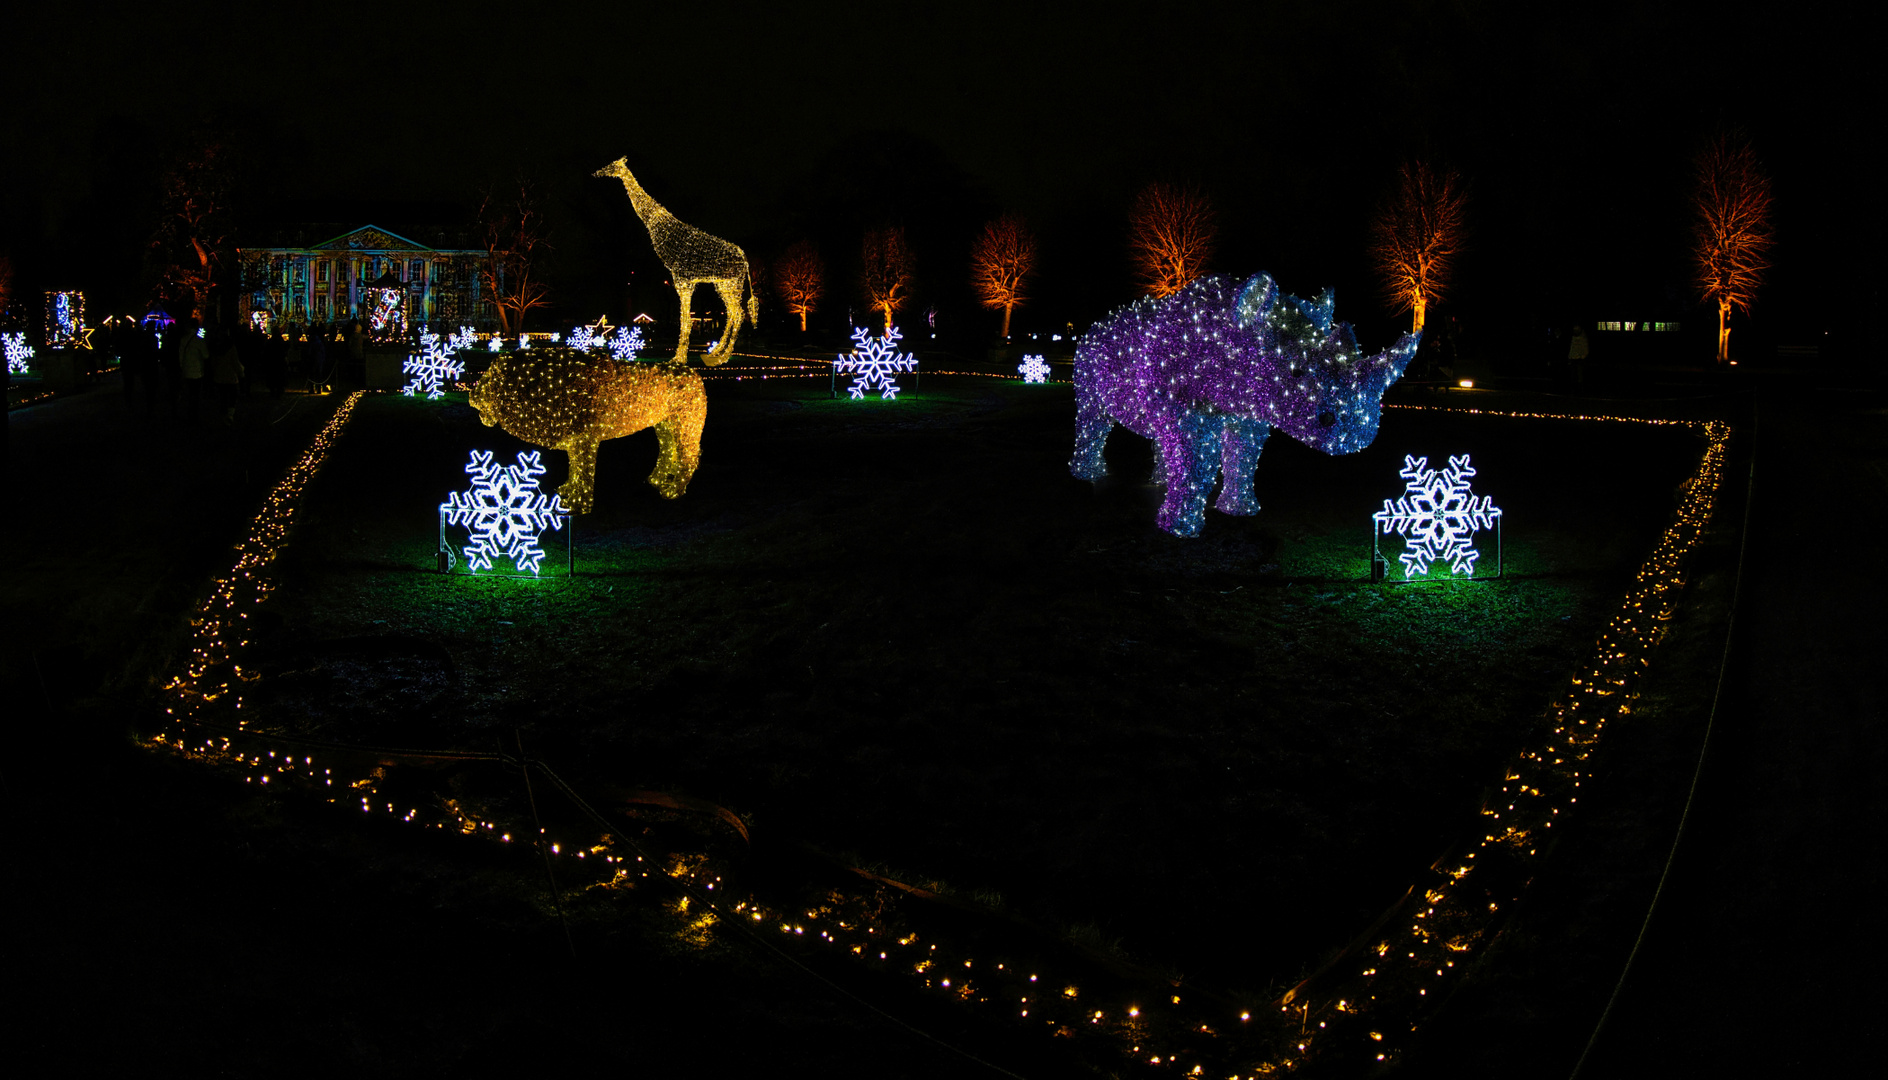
top-left (439, 450), bottom-right (571, 576)
top-left (403, 329), bottom-right (467, 399)
top-left (4, 332), bottom-right (34, 375)
top-left (1018, 353), bottom-right (1050, 384)
top-left (834, 326), bottom-right (917, 399)
top-left (1372, 454), bottom-right (1502, 580)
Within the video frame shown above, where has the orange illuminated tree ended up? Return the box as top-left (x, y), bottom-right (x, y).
top-left (969, 214), bottom-right (1037, 337)
top-left (860, 226), bottom-right (915, 333)
top-left (477, 179), bottom-right (553, 336)
top-left (149, 137), bottom-right (237, 320)
top-left (1369, 160), bottom-right (1467, 333)
top-left (1128, 183), bottom-right (1216, 298)
top-left (774, 240), bottom-right (824, 332)
top-left (1691, 134), bottom-right (1775, 363)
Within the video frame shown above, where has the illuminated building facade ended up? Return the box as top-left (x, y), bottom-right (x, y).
top-left (235, 224), bottom-right (496, 330)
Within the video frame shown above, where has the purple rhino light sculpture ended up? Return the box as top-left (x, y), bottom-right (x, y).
top-left (1071, 273), bottom-right (1420, 537)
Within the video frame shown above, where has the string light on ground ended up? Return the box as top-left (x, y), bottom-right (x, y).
top-left (1374, 454), bottom-right (1502, 576)
top-left (1071, 273), bottom-right (1420, 537)
top-left (468, 346), bottom-right (707, 512)
top-left (836, 326), bottom-right (917, 399)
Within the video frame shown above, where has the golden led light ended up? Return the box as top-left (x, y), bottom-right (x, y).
top-left (595, 157), bottom-right (757, 366)
top-left (469, 345), bottom-right (708, 514)
top-left (1369, 160), bottom-right (1467, 333)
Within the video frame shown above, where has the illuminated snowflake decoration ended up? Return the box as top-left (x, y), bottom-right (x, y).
top-left (447, 326), bottom-right (479, 355)
top-left (1373, 454), bottom-right (1502, 577)
top-left (1018, 354), bottom-right (1050, 383)
top-left (402, 330), bottom-right (466, 399)
top-left (568, 324), bottom-right (598, 351)
top-left (836, 326), bottom-right (917, 399)
top-left (440, 450), bottom-right (569, 575)
top-left (4, 332), bottom-right (34, 374)
top-left (487, 335), bottom-right (503, 352)
top-left (607, 325), bottom-right (646, 361)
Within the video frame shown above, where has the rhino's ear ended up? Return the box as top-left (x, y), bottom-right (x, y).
top-left (1327, 320), bottom-right (1359, 357)
top-left (1296, 288), bottom-right (1335, 337)
top-left (1235, 273), bottom-right (1277, 329)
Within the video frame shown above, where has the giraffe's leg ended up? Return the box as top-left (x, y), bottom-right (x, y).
top-left (705, 278), bottom-right (742, 366)
top-left (673, 281), bottom-right (696, 363)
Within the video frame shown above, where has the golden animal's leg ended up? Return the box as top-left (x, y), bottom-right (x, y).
top-left (673, 281), bottom-right (695, 364)
top-left (560, 440), bottom-right (598, 515)
top-left (704, 278), bottom-right (742, 366)
top-left (671, 381), bottom-right (706, 494)
top-left (650, 419), bottom-right (684, 498)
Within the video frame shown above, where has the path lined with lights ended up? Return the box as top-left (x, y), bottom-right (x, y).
top-left (143, 391), bottom-right (1732, 1078)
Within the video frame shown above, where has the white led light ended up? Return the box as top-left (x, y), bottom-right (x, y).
top-left (1374, 454), bottom-right (1501, 576)
top-left (836, 326), bottom-right (917, 399)
top-left (440, 450), bottom-right (568, 575)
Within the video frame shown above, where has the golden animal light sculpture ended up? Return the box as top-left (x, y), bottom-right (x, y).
top-left (594, 157), bottom-right (758, 366)
top-left (468, 346), bottom-right (707, 514)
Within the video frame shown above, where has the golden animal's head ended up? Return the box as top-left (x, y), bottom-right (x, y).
top-left (593, 157), bottom-right (631, 180)
top-left (468, 349), bottom-right (605, 448)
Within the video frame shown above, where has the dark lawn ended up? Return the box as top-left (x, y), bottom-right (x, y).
top-left (246, 378), bottom-right (1702, 995)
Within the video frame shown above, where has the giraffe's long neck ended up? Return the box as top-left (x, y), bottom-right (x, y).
top-left (613, 172), bottom-right (673, 232)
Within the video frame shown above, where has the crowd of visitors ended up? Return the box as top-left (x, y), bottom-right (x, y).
top-left (109, 317), bottom-right (355, 424)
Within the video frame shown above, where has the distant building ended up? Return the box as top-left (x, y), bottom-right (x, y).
top-left (234, 224), bottom-right (497, 331)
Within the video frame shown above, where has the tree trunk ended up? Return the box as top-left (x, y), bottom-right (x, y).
top-left (1717, 298), bottom-right (1731, 363)
top-left (1000, 304), bottom-right (1012, 339)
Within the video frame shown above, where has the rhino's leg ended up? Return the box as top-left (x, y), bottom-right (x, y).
top-left (1214, 419), bottom-right (1271, 516)
top-left (559, 439), bottom-right (599, 515)
top-left (1149, 440), bottom-right (1168, 486)
top-left (1070, 396), bottom-right (1114, 481)
top-left (1154, 410), bottom-right (1221, 537)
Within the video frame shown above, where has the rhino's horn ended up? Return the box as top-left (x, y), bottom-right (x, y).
top-left (1235, 273), bottom-right (1278, 329)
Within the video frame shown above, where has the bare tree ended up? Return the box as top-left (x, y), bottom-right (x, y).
top-left (860, 226), bottom-right (915, 333)
top-left (970, 214), bottom-right (1037, 338)
top-left (1128, 183), bottom-right (1216, 298)
top-left (1691, 133), bottom-right (1775, 363)
top-left (1369, 160), bottom-right (1468, 333)
top-left (774, 240), bottom-right (824, 332)
top-left (477, 179), bottom-right (553, 336)
top-left (149, 138), bottom-right (237, 320)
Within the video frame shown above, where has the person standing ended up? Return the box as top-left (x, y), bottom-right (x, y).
top-left (209, 325), bottom-right (245, 425)
top-left (177, 317), bottom-right (208, 421)
top-left (1568, 323), bottom-right (1590, 387)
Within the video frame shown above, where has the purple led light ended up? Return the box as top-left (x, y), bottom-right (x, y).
top-left (1071, 273), bottom-right (1419, 536)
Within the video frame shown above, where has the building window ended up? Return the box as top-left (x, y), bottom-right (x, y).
top-left (410, 258), bottom-right (425, 282)
top-left (317, 260), bottom-right (329, 283)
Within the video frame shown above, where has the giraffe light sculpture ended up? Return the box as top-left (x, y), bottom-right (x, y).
top-left (594, 157), bottom-right (759, 366)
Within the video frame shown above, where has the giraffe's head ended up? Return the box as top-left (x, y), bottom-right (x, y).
top-left (593, 157), bottom-right (631, 180)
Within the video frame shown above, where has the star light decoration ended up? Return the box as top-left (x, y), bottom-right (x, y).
top-left (4, 332), bottom-right (35, 374)
top-left (1071, 273), bottom-right (1420, 536)
top-left (836, 326), bottom-right (917, 399)
top-left (401, 329), bottom-right (466, 399)
top-left (1373, 454), bottom-right (1502, 577)
top-left (440, 450), bottom-right (569, 575)
top-left (1018, 354), bottom-right (1050, 384)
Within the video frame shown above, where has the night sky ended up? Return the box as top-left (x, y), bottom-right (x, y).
top-left (4, 1), bottom-right (1873, 352)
